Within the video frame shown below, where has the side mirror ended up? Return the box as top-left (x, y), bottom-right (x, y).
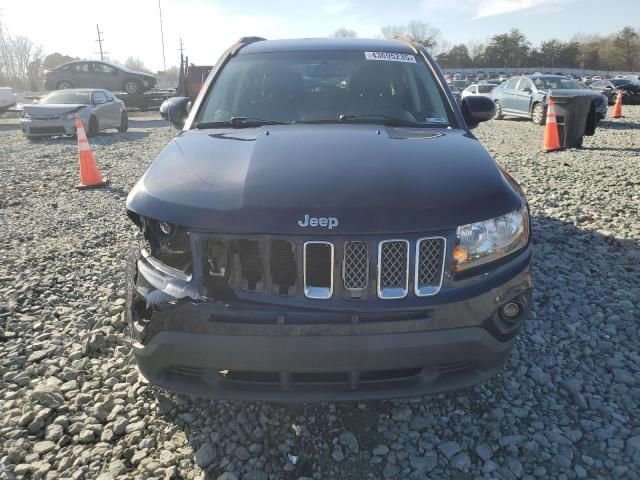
top-left (160, 96), bottom-right (190, 128)
top-left (521, 87), bottom-right (532, 93)
top-left (461, 96), bottom-right (495, 129)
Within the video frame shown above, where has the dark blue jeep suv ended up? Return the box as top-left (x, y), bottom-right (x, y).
top-left (126, 37), bottom-right (532, 401)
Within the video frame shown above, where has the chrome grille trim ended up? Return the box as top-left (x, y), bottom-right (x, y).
top-left (303, 241), bottom-right (334, 299)
top-left (343, 241), bottom-right (369, 290)
top-left (414, 237), bottom-right (446, 297)
top-left (377, 240), bottom-right (410, 299)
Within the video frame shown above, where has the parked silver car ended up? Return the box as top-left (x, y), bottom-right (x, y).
top-left (20, 89), bottom-right (127, 138)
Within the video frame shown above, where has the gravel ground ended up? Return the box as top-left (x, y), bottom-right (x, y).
top-left (0, 108), bottom-right (639, 480)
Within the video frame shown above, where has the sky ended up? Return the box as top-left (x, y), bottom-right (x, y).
top-left (2, 0), bottom-right (639, 71)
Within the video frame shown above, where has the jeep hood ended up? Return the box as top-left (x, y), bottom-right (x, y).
top-left (126, 125), bottom-right (523, 235)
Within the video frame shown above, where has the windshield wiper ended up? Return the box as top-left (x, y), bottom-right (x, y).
top-left (338, 114), bottom-right (446, 128)
top-left (195, 117), bottom-right (289, 129)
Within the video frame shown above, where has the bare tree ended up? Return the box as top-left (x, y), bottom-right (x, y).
top-left (124, 57), bottom-right (152, 73)
top-left (332, 28), bottom-right (357, 38)
top-left (381, 21), bottom-right (443, 54)
top-left (0, 31), bottom-right (44, 89)
top-left (466, 40), bottom-right (487, 68)
top-left (381, 25), bottom-right (406, 40)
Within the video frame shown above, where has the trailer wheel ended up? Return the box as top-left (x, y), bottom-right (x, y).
top-left (124, 79), bottom-right (142, 95)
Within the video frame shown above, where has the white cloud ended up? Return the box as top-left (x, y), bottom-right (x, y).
top-left (421, 0), bottom-right (568, 19)
top-left (473, 0), bottom-right (563, 18)
top-left (322, 2), bottom-right (351, 15)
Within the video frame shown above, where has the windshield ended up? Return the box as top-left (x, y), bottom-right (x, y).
top-left (40, 91), bottom-right (90, 105)
top-left (532, 77), bottom-right (585, 90)
top-left (612, 79), bottom-right (631, 86)
top-left (477, 85), bottom-right (495, 93)
top-left (196, 50), bottom-right (451, 127)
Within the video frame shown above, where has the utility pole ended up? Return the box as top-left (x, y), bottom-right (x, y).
top-left (177, 38), bottom-right (185, 96)
top-left (95, 24), bottom-right (106, 61)
top-left (158, 0), bottom-right (167, 72)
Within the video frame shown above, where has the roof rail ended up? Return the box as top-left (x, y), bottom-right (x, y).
top-left (230, 36), bottom-right (266, 55)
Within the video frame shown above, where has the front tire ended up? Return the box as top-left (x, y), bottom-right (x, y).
top-left (118, 111), bottom-right (128, 132)
top-left (532, 103), bottom-right (546, 126)
top-left (494, 101), bottom-right (504, 120)
top-left (124, 79), bottom-right (142, 95)
top-left (57, 80), bottom-right (73, 90)
top-left (86, 116), bottom-right (99, 137)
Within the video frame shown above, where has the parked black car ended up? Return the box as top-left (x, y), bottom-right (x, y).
top-left (589, 79), bottom-right (640, 104)
top-left (44, 61), bottom-right (156, 95)
top-left (492, 75), bottom-right (608, 125)
top-left (127, 37), bottom-right (531, 401)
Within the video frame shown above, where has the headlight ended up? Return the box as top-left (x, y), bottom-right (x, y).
top-left (453, 207), bottom-right (529, 271)
top-left (141, 218), bottom-right (193, 279)
top-left (21, 111), bottom-right (31, 119)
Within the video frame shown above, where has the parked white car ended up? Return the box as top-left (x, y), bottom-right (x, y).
top-left (462, 83), bottom-right (497, 99)
top-left (0, 87), bottom-right (17, 112)
top-left (20, 88), bottom-right (127, 139)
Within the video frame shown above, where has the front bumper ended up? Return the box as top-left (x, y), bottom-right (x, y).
top-left (21, 118), bottom-right (76, 137)
top-left (130, 246), bottom-right (532, 401)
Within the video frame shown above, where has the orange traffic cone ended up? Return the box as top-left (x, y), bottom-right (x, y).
top-left (542, 98), bottom-right (561, 152)
top-left (75, 117), bottom-right (106, 189)
top-left (611, 89), bottom-right (623, 118)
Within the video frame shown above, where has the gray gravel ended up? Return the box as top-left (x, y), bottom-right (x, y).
top-left (1, 108), bottom-right (639, 479)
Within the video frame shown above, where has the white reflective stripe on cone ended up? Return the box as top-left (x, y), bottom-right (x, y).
top-left (75, 117), bottom-right (88, 141)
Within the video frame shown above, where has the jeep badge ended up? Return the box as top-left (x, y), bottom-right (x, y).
top-left (297, 214), bottom-right (338, 230)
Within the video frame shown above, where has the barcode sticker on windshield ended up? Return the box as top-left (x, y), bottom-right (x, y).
top-left (365, 51), bottom-right (416, 63)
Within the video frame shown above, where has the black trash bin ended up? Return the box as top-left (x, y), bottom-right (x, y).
top-left (550, 94), bottom-right (597, 148)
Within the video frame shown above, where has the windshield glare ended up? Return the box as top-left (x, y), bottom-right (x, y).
top-left (197, 51), bottom-right (451, 126)
top-left (40, 91), bottom-right (90, 105)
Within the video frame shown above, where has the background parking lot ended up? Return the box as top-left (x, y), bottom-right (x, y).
top-left (1, 109), bottom-right (639, 479)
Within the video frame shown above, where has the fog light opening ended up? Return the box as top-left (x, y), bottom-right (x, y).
top-left (502, 302), bottom-right (521, 319)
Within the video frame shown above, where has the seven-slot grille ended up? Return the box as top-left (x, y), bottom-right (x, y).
top-left (204, 236), bottom-right (446, 300)
top-left (415, 237), bottom-right (446, 296)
